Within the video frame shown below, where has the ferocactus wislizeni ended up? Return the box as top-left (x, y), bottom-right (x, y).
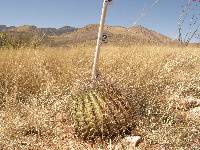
top-left (69, 81), bottom-right (134, 140)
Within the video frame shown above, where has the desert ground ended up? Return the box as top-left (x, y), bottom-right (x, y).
top-left (0, 41), bottom-right (200, 149)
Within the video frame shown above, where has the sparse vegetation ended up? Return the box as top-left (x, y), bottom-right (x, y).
top-left (0, 31), bottom-right (51, 49)
top-left (178, 0), bottom-right (200, 45)
top-left (0, 43), bottom-right (199, 149)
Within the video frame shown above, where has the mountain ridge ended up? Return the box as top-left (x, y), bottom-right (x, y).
top-left (0, 25), bottom-right (77, 36)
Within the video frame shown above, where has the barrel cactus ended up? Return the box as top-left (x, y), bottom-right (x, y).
top-left (69, 81), bottom-right (135, 140)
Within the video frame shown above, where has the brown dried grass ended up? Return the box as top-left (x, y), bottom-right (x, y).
top-left (0, 44), bottom-right (200, 149)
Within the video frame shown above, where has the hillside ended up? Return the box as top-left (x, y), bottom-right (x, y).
top-left (54, 24), bottom-right (176, 46)
top-left (0, 24), bottom-right (200, 150)
top-left (0, 24), bottom-right (178, 47)
top-left (0, 25), bottom-right (77, 36)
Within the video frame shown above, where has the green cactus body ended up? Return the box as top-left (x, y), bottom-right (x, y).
top-left (70, 89), bottom-right (134, 140)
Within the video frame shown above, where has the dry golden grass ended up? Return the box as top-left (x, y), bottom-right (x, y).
top-left (0, 43), bottom-right (200, 149)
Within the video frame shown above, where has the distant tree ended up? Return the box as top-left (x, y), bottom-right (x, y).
top-left (0, 32), bottom-right (7, 47)
top-left (178, 0), bottom-right (200, 46)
